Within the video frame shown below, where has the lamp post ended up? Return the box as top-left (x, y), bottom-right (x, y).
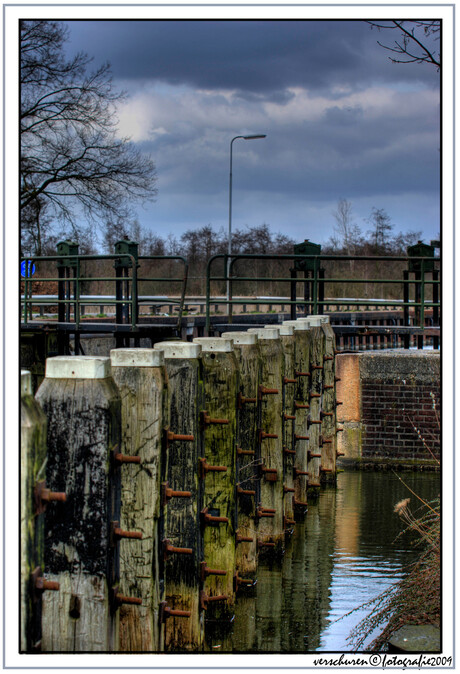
top-left (227, 134), bottom-right (266, 310)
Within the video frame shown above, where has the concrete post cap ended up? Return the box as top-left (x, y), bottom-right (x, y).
top-left (45, 356), bottom-right (111, 379)
top-left (110, 348), bottom-right (164, 367)
top-left (282, 320), bottom-right (311, 331)
top-left (154, 341), bottom-right (201, 359)
top-left (299, 316), bottom-right (322, 327)
top-left (220, 331), bottom-right (258, 345)
top-left (247, 328), bottom-right (280, 340)
top-left (193, 337), bottom-right (234, 353)
top-left (21, 370), bottom-right (33, 396)
top-left (265, 323), bottom-right (294, 336)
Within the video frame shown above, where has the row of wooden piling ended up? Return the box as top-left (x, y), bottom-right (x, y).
top-left (21, 315), bottom-right (341, 653)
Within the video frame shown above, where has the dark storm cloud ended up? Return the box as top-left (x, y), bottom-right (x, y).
top-left (65, 19), bottom-right (438, 95)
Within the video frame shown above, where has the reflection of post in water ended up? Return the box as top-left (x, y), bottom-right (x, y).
top-left (255, 563), bottom-right (283, 652)
top-left (303, 488), bottom-right (337, 651)
top-left (334, 472), bottom-right (361, 559)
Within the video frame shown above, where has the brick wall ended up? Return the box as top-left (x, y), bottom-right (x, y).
top-left (360, 378), bottom-right (440, 462)
top-left (336, 351), bottom-right (440, 467)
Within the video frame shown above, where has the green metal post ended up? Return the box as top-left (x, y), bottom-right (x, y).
top-left (419, 258), bottom-right (425, 349)
top-left (312, 258), bottom-right (319, 315)
top-left (131, 255), bottom-right (138, 330)
top-left (205, 258), bottom-right (211, 335)
top-left (75, 257), bottom-right (81, 331)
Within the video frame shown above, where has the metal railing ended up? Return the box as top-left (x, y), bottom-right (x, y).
top-left (205, 253), bottom-right (440, 338)
top-left (21, 253), bottom-right (189, 331)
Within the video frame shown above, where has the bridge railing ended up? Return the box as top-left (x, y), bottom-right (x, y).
top-left (205, 253), bottom-right (440, 341)
top-left (20, 253), bottom-right (189, 331)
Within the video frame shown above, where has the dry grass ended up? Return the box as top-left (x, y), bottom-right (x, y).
top-left (347, 490), bottom-right (440, 651)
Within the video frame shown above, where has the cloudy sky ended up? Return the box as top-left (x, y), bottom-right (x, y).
top-left (63, 18), bottom-right (441, 246)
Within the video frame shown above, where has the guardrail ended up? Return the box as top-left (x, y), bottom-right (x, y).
top-left (205, 253), bottom-right (440, 343)
top-left (20, 253), bottom-right (189, 331)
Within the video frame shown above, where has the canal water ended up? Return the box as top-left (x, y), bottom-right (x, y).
top-left (205, 470), bottom-right (440, 653)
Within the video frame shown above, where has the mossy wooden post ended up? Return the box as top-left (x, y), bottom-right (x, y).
top-left (36, 356), bottom-right (122, 652)
top-left (110, 348), bottom-right (167, 652)
top-left (267, 325), bottom-right (296, 530)
top-left (193, 337), bottom-right (239, 622)
top-left (283, 320), bottom-right (312, 513)
top-left (302, 317), bottom-right (325, 494)
top-left (316, 316), bottom-right (337, 482)
top-left (221, 331), bottom-right (260, 580)
top-left (247, 328), bottom-right (284, 551)
top-left (153, 341), bottom-right (204, 652)
top-left (21, 370), bottom-right (59, 652)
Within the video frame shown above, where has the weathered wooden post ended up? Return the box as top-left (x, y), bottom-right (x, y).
top-left (301, 317), bottom-right (324, 494)
top-left (315, 316), bottom-right (338, 482)
top-left (36, 356), bottom-right (123, 651)
top-left (247, 328), bottom-right (284, 552)
top-left (21, 370), bottom-right (63, 652)
top-left (266, 324), bottom-right (296, 532)
top-left (221, 331), bottom-right (260, 581)
top-left (153, 340), bottom-right (204, 651)
top-left (193, 337), bottom-right (239, 623)
top-left (110, 348), bottom-right (168, 651)
top-left (282, 320), bottom-right (312, 513)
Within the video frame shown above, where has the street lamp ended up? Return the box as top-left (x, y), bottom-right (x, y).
top-left (227, 134), bottom-right (266, 307)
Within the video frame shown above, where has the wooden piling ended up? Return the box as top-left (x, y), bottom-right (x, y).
top-left (193, 337), bottom-right (239, 622)
top-left (21, 370), bottom-right (50, 652)
top-left (267, 325), bottom-right (296, 528)
top-left (110, 348), bottom-right (167, 652)
top-left (301, 317), bottom-right (325, 493)
top-left (221, 331), bottom-right (260, 579)
top-left (247, 328), bottom-right (284, 550)
top-left (36, 356), bottom-right (121, 652)
top-left (316, 317), bottom-right (337, 482)
top-left (153, 341), bottom-right (204, 651)
top-left (282, 320), bottom-right (312, 510)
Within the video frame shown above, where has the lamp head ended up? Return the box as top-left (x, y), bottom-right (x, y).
top-left (243, 134), bottom-right (266, 140)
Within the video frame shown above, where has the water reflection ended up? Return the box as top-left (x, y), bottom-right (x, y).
top-left (206, 471), bottom-right (440, 652)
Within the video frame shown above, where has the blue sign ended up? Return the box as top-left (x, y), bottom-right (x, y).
top-left (21, 260), bottom-right (36, 277)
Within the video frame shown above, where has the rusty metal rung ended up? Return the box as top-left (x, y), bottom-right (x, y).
top-left (200, 410), bottom-right (229, 426)
top-left (237, 446), bottom-right (255, 456)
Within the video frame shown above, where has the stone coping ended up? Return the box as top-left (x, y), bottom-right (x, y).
top-left (45, 356), bottom-right (111, 379)
top-left (220, 331), bottom-right (258, 345)
top-left (193, 337), bottom-right (234, 353)
top-left (154, 341), bottom-right (201, 359)
top-left (110, 348), bottom-right (164, 367)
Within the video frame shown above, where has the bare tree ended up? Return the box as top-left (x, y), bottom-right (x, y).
top-left (366, 207), bottom-right (394, 253)
top-left (367, 20), bottom-right (440, 69)
top-left (331, 199), bottom-right (363, 255)
top-left (21, 20), bottom-right (157, 245)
